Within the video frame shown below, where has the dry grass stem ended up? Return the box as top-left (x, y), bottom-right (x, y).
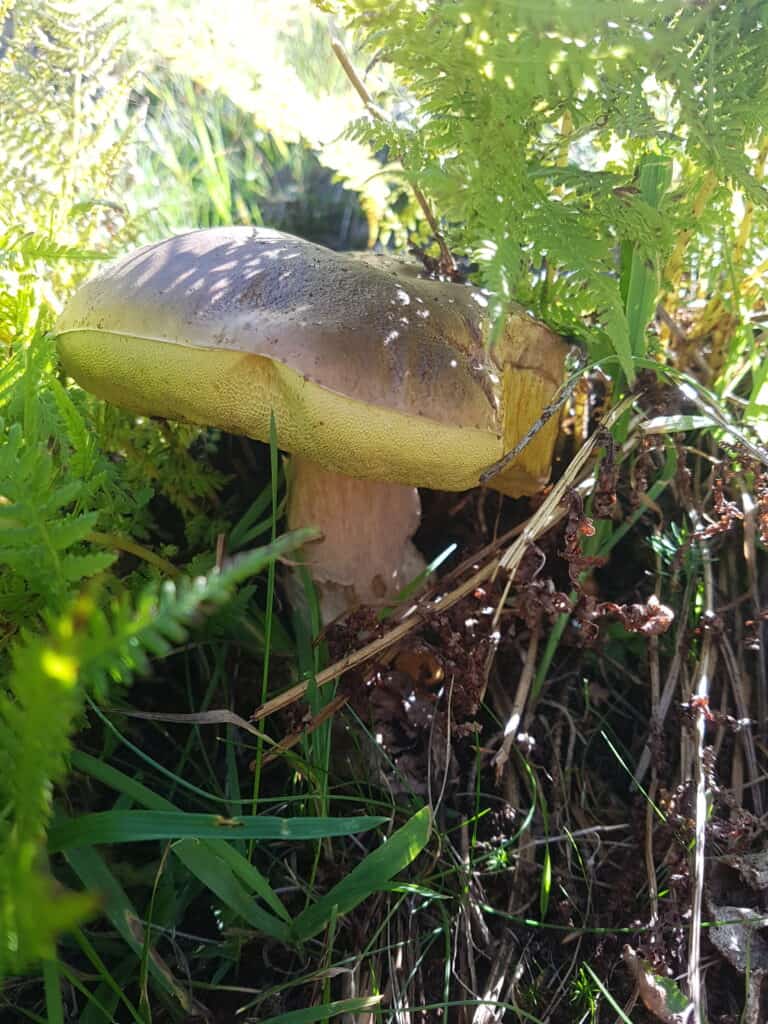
top-left (496, 395), bottom-right (635, 581)
top-left (719, 630), bottom-right (763, 815)
top-left (634, 573), bottom-right (697, 786)
top-left (261, 693), bottom-right (350, 766)
top-left (686, 510), bottom-right (714, 1024)
top-left (330, 37), bottom-right (457, 275)
top-left (742, 490), bottom-right (767, 744)
top-left (252, 397), bottom-right (638, 727)
top-left (491, 622), bottom-right (541, 781)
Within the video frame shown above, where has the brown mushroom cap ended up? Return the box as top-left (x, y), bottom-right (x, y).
top-left (56, 227), bottom-right (566, 494)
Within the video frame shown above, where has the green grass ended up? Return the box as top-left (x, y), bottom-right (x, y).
top-left (3, 1), bottom-right (768, 1020)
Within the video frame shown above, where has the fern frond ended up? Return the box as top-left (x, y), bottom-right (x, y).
top-left (0, 0), bottom-right (137, 268)
top-left (0, 531), bottom-right (315, 975)
top-left (0, 423), bottom-right (115, 616)
top-left (334, 0), bottom-right (768, 376)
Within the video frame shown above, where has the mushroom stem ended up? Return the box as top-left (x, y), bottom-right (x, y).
top-left (286, 455), bottom-right (425, 622)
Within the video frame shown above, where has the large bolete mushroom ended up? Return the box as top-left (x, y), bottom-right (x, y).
top-left (56, 227), bottom-right (567, 619)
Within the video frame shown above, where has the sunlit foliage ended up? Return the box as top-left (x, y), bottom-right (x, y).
top-left (328, 0), bottom-right (768, 388)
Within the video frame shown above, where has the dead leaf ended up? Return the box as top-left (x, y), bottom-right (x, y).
top-left (622, 945), bottom-right (694, 1023)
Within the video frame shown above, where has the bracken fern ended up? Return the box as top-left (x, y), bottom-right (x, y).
top-left (329, 0), bottom-right (768, 385)
top-left (0, 0), bottom-right (287, 977)
top-left (0, 535), bottom-right (313, 976)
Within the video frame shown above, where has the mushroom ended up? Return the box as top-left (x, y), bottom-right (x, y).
top-left (56, 227), bottom-right (567, 620)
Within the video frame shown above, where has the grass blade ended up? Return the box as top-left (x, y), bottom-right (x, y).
top-left (64, 846), bottom-right (202, 1015)
top-left (69, 752), bottom-right (290, 919)
top-left (170, 839), bottom-right (290, 942)
top-left (48, 810), bottom-right (390, 851)
top-left (291, 805), bottom-right (432, 942)
top-left (74, 939), bottom-right (142, 1024)
top-left (42, 959), bottom-right (63, 1024)
top-left (622, 153), bottom-right (672, 360)
top-left (64, 756), bottom-right (391, 942)
top-left (583, 964), bottom-right (633, 1023)
top-left (259, 996), bottom-right (383, 1023)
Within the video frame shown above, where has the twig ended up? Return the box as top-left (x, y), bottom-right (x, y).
top-left (492, 622), bottom-right (541, 782)
top-left (645, 543), bottom-right (663, 927)
top-left (261, 694), bottom-right (350, 766)
top-left (427, 673), bottom-right (455, 818)
top-left (472, 935), bottom-right (516, 1024)
top-left (251, 561), bottom-right (494, 723)
top-left (251, 396), bottom-right (637, 726)
top-left (686, 509), bottom-right (714, 1024)
top-left (655, 303), bottom-right (689, 347)
top-left (496, 395), bottom-right (635, 583)
top-left (330, 38), bottom-right (389, 119)
top-left (718, 630), bottom-right (763, 817)
top-left (330, 37), bottom-right (457, 276)
top-left (634, 572), bottom-right (697, 787)
top-left (742, 489), bottom-right (767, 748)
top-left (480, 350), bottom-right (586, 485)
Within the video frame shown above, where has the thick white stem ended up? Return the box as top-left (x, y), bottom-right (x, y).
top-left (286, 455), bottom-right (425, 622)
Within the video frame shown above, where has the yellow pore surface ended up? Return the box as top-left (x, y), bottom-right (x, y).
top-left (57, 330), bottom-right (559, 496)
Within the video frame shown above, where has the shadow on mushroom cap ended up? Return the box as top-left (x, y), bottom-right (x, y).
top-left (56, 226), bottom-right (567, 496)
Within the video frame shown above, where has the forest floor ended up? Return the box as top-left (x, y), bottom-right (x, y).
top-left (55, 371), bottom-right (766, 1024)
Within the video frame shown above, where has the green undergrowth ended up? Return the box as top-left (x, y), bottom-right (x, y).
top-left (0, 4), bottom-right (441, 1018)
top-left (2, 1), bottom-right (768, 1021)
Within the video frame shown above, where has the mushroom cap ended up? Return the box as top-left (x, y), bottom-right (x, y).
top-left (56, 226), bottom-right (566, 494)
